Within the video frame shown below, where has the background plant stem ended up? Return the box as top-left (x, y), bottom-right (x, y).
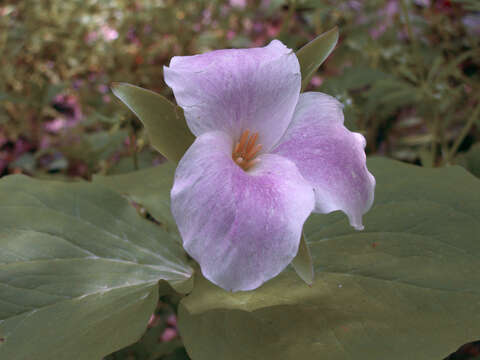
top-left (446, 103), bottom-right (480, 164)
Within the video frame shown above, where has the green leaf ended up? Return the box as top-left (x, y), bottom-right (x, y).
top-left (93, 162), bottom-right (177, 232)
top-left (111, 83), bottom-right (195, 163)
top-left (290, 233), bottom-right (313, 285)
top-left (0, 175), bottom-right (193, 360)
top-left (178, 157), bottom-right (480, 360)
top-left (455, 143), bottom-right (480, 178)
top-left (296, 27), bottom-right (339, 91)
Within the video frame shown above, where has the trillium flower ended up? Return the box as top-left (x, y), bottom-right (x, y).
top-left (164, 40), bottom-right (375, 292)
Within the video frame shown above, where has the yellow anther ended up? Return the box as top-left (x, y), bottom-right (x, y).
top-left (232, 130), bottom-right (262, 171)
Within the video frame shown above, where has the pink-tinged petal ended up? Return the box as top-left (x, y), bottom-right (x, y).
top-left (273, 92), bottom-right (375, 230)
top-left (164, 40), bottom-right (300, 151)
top-left (171, 131), bottom-right (314, 292)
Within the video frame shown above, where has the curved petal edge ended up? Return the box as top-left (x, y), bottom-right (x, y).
top-left (164, 40), bottom-right (301, 151)
top-left (171, 131), bottom-right (315, 291)
top-left (273, 92), bottom-right (376, 230)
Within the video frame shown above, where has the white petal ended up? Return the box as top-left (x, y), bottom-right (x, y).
top-left (171, 131), bottom-right (314, 291)
top-left (164, 40), bottom-right (301, 151)
top-left (273, 92), bottom-right (375, 230)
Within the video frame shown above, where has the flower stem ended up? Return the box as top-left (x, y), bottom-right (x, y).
top-left (279, 0), bottom-right (296, 39)
top-left (445, 103), bottom-right (480, 164)
top-left (430, 110), bottom-right (439, 167)
top-left (400, 0), bottom-right (423, 81)
top-left (130, 121), bottom-right (139, 170)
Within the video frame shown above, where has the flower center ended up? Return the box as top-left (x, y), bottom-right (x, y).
top-left (232, 129), bottom-right (262, 171)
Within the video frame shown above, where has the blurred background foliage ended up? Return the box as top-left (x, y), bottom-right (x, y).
top-left (1, 0), bottom-right (479, 180)
top-left (1, 1), bottom-right (479, 359)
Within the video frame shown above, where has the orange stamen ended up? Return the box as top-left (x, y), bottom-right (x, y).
top-left (245, 144), bottom-right (262, 161)
top-left (232, 130), bottom-right (262, 171)
top-left (238, 130), bottom-right (249, 151)
top-left (233, 142), bottom-right (241, 155)
top-left (245, 132), bottom-right (258, 154)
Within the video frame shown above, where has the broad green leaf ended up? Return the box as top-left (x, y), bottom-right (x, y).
top-left (296, 27), bottom-right (339, 91)
top-left (112, 83), bottom-right (195, 163)
top-left (0, 175), bottom-right (193, 360)
top-left (93, 162), bottom-right (177, 232)
top-left (290, 233), bottom-right (313, 285)
top-left (178, 157), bottom-right (480, 360)
top-left (455, 143), bottom-right (480, 178)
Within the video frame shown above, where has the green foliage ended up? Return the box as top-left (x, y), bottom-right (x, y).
top-left (178, 158), bottom-right (480, 360)
top-left (455, 143), bottom-right (480, 178)
top-left (93, 162), bottom-right (177, 232)
top-left (296, 27), bottom-right (338, 91)
top-left (1, 0), bottom-right (297, 177)
top-left (290, 233), bottom-right (314, 285)
top-left (111, 83), bottom-right (194, 163)
top-left (313, 0), bottom-right (480, 165)
top-left (0, 175), bottom-right (193, 360)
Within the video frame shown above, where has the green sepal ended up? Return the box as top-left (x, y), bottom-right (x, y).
top-left (111, 82), bottom-right (194, 163)
top-left (296, 27), bottom-right (339, 91)
top-left (291, 233), bottom-right (314, 285)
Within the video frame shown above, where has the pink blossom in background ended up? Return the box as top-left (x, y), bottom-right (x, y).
top-left (127, 28), bottom-right (140, 44)
top-left (253, 22), bottom-right (263, 33)
top-left (13, 138), bottom-right (31, 156)
top-left (230, 0), bottom-right (247, 9)
top-left (347, 0), bottom-right (362, 11)
top-left (97, 84), bottom-right (109, 94)
top-left (202, 8), bottom-right (212, 25)
top-left (88, 73), bottom-right (98, 82)
top-left (261, 0), bottom-right (271, 8)
top-left (45, 118), bottom-right (67, 133)
top-left (86, 25), bottom-right (118, 43)
top-left (39, 137), bottom-right (51, 150)
top-left (85, 31), bottom-right (98, 44)
top-left (227, 30), bottom-right (236, 40)
top-left (310, 75), bottom-right (323, 87)
top-left (46, 94), bottom-right (83, 133)
top-left (100, 25), bottom-right (119, 42)
top-left (143, 24), bottom-right (152, 34)
top-left (369, 0), bottom-right (399, 39)
top-left (0, 133), bottom-right (33, 174)
top-left (73, 79), bottom-right (84, 89)
top-left (266, 23), bottom-right (280, 37)
top-left (160, 328), bottom-right (178, 342)
top-left (243, 18), bottom-right (253, 31)
top-left (414, 0), bottom-right (430, 6)
top-left (52, 94), bottom-right (83, 121)
top-left (220, 4), bottom-right (230, 16)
